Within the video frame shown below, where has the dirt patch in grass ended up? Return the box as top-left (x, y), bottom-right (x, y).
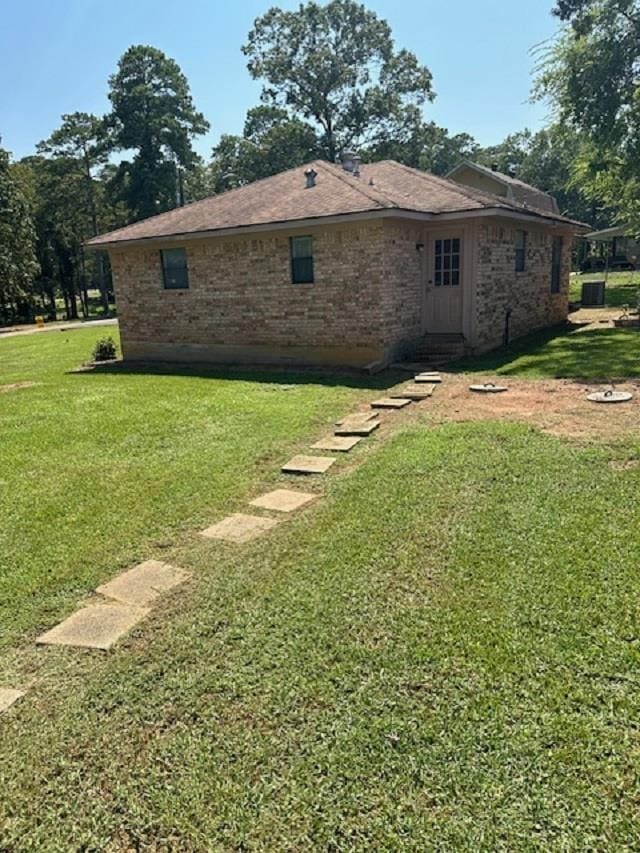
top-left (609, 458), bottom-right (640, 471)
top-left (423, 374), bottom-right (640, 441)
top-left (0, 381), bottom-right (37, 394)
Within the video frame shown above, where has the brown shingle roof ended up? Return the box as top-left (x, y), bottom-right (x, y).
top-left (88, 160), bottom-right (583, 247)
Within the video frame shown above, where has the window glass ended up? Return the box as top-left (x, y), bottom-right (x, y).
top-left (434, 237), bottom-right (461, 287)
top-left (290, 236), bottom-right (314, 284)
top-left (551, 236), bottom-right (563, 293)
top-left (161, 248), bottom-right (189, 289)
top-left (515, 230), bottom-right (526, 272)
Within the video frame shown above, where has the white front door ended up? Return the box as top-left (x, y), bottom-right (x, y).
top-left (424, 234), bottom-right (463, 333)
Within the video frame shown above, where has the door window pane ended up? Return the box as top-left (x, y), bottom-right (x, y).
top-left (434, 237), bottom-right (461, 287)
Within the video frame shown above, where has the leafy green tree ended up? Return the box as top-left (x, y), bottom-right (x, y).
top-left (19, 154), bottom-right (95, 320)
top-left (365, 116), bottom-right (478, 175)
top-left (476, 126), bottom-right (609, 225)
top-left (208, 106), bottom-right (321, 192)
top-left (107, 45), bottom-right (210, 219)
top-left (0, 145), bottom-right (38, 324)
top-left (38, 112), bottom-right (111, 309)
top-left (243, 0), bottom-right (433, 162)
top-left (536, 0), bottom-right (640, 229)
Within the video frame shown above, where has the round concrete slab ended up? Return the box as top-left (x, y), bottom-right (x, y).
top-left (586, 390), bottom-right (633, 404)
top-left (469, 383), bottom-right (509, 394)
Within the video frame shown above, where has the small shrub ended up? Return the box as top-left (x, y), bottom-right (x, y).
top-left (92, 336), bottom-right (118, 362)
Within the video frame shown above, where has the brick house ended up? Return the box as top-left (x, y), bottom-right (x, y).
top-left (88, 157), bottom-right (584, 369)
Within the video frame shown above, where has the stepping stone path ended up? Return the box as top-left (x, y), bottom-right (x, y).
top-left (0, 688), bottom-right (24, 714)
top-left (312, 435), bottom-right (361, 452)
top-left (96, 560), bottom-right (190, 607)
top-left (370, 397), bottom-right (412, 409)
top-left (201, 513), bottom-right (280, 543)
top-left (414, 373), bottom-right (442, 384)
top-left (390, 385), bottom-right (434, 401)
top-left (250, 488), bottom-right (317, 513)
top-left (36, 603), bottom-right (149, 651)
top-left (335, 419), bottom-right (379, 436)
top-left (282, 455), bottom-right (336, 475)
top-left (469, 383), bottom-right (509, 394)
top-left (587, 389), bottom-right (633, 404)
top-left (335, 412), bottom-right (377, 426)
top-left (28, 379), bottom-right (443, 665)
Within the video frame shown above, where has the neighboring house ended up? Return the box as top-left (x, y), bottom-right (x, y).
top-left (447, 161), bottom-right (560, 216)
top-left (88, 157), bottom-right (584, 369)
top-left (583, 225), bottom-right (639, 271)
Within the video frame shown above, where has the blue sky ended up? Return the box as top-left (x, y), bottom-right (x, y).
top-left (0, 0), bottom-right (561, 160)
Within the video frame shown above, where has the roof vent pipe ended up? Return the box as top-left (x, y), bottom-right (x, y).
top-left (304, 168), bottom-right (318, 188)
top-left (341, 150), bottom-right (361, 176)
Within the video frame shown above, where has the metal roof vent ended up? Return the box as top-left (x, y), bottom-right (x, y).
top-left (341, 150), bottom-right (361, 176)
top-left (304, 168), bottom-right (318, 188)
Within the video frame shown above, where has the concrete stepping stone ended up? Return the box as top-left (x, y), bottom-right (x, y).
top-left (335, 419), bottom-right (380, 437)
top-left (96, 560), bottom-right (190, 607)
top-left (0, 688), bottom-right (25, 714)
top-left (414, 373), bottom-right (442, 383)
top-left (370, 397), bottom-right (412, 409)
top-left (201, 513), bottom-right (280, 543)
top-left (36, 603), bottom-right (149, 651)
top-left (250, 488), bottom-right (317, 513)
top-left (390, 385), bottom-right (434, 401)
top-left (335, 411), bottom-right (377, 426)
top-left (587, 389), bottom-right (633, 404)
top-left (469, 383), bottom-right (508, 394)
top-left (281, 455), bottom-right (336, 474)
top-left (311, 435), bottom-right (361, 452)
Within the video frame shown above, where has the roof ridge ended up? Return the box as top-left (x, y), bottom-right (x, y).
top-left (315, 161), bottom-right (397, 209)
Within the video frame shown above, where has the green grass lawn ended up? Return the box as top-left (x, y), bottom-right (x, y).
top-left (3, 329), bottom-right (640, 849)
top-left (571, 270), bottom-right (640, 308)
top-left (0, 328), bottom-right (395, 651)
top-left (454, 324), bottom-right (640, 379)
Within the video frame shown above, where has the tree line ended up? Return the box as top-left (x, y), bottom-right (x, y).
top-left (1, 0), bottom-right (634, 326)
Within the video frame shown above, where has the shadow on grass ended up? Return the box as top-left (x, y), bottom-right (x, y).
top-left (452, 323), bottom-right (640, 380)
top-left (69, 359), bottom-right (407, 391)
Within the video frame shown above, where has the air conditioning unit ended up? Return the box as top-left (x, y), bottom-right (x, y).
top-left (581, 280), bottom-right (606, 307)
